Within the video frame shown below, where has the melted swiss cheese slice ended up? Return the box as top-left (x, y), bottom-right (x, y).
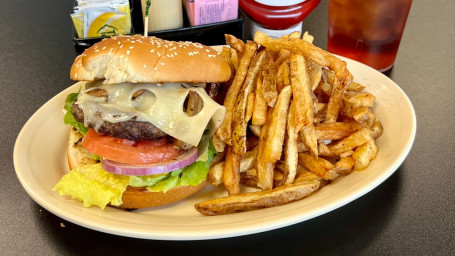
top-left (76, 82), bottom-right (225, 146)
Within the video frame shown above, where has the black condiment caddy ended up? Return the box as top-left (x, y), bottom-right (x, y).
top-left (73, 0), bottom-right (244, 55)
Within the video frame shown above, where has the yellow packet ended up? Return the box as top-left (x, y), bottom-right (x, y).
top-left (71, 13), bottom-right (84, 38)
top-left (72, 0), bottom-right (132, 39)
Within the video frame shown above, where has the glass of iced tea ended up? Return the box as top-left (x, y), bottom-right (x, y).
top-left (328, 0), bottom-right (412, 72)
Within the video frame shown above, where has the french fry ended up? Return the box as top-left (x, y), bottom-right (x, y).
top-left (300, 126), bottom-right (318, 158)
top-left (257, 108), bottom-right (274, 190)
top-left (249, 125), bottom-right (261, 137)
top-left (340, 149), bottom-right (354, 158)
top-left (262, 85), bottom-right (292, 163)
top-left (352, 139), bottom-right (378, 171)
top-left (254, 31), bottom-right (353, 86)
top-left (297, 140), bottom-right (308, 152)
top-left (351, 106), bottom-right (375, 128)
top-left (230, 48), bottom-right (239, 71)
top-left (294, 168), bottom-right (321, 183)
top-left (302, 31), bottom-right (314, 44)
top-left (220, 46), bottom-right (231, 65)
top-left (290, 54), bottom-right (314, 131)
top-left (261, 50), bottom-right (278, 107)
top-left (211, 146), bottom-right (258, 187)
top-left (276, 61), bottom-right (290, 92)
top-left (327, 128), bottom-right (373, 155)
top-left (283, 100), bottom-right (299, 185)
top-left (333, 156), bottom-right (355, 175)
top-left (273, 169), bottom-right (284, 185)
top-left (216, 41), bottom-right (258, 144)
top-left (197, 31), bottom-right (383, 216)
top-left (318, 142), bottom-right (335, 157)
top-left (371, 118), bottom-right (384, 139)
top-left (325, 77), bottom-right (344, 123)
top-left (240, 169), bottom-right (259, 189)
top-left (346, 92), bottom-right (376, 108)
top-left (346, 81), bottom-right (365, 92)
top-left (194, 180), bottom-right (319, 215)
top-left (252, 75), bottom-right (268, 126)
top-left (274, 31), bottom-right (301, 68)
top-left (245, 92), bottom-right (255, 123)
top-left (289, 31), bottom-right (302, 39)
top-left (232, 50), bottom-right (266, 154)
top-left (315, 122), bottom-right (355, 141)
top-left (298, 152), bottom-right (339, 180)
top-left (208, 162), bottom-right (224, 186)
top-left (282, 61), bottom-right (291, 88)
top-left (240, 147), bottom-right (258, 172)
top-left (314, 102), bottom-right (327, 114)
top-left (319, 80), bottom-right (332, 96)
top-left (309, 62), bottom-right (322, 91)
top-left (276, 61), bottom-right (285, 91)
top-left (225, 34), bottom-right (245, 58)
top-left (211, 134), bottom-right (226, 153)
top-left (322, 68), bottom-right (335, 85)
top-left (223, 146), bottom-right (242, 195)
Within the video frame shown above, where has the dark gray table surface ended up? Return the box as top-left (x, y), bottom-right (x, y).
top-left (1, 0), bottom-right (454, 255)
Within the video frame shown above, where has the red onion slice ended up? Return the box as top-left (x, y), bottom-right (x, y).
top-left (102, 147), bottom-right (199, 176)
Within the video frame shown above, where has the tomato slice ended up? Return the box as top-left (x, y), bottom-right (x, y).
top-left (82, 128), bottom-right (180, 165)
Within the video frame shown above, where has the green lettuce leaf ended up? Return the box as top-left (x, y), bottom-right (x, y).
top-left (146, 141), bottom-right (216, 192)
top-left (54, 141), bottom-right (217, 208)
top-left (53, 163), bottom-right (130, 209)
top-left (63, 90), bottom-right (88, 135)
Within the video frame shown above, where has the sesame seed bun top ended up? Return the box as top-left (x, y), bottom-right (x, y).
top-left (70, 35), bottom-right (232, 84)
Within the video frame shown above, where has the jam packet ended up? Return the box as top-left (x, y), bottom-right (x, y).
top-left (71, 0), bottom-right (132, 38)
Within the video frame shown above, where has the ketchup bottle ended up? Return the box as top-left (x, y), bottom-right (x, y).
top-left (239, 0), bottom-right (321, 38)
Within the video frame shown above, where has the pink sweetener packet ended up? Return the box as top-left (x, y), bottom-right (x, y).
top-left (185, 0), bottom-right (238, 26)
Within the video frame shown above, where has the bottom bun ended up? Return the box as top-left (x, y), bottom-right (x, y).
top-left (67, 128), bottom-right (207, 209)
top-left (118, 181), bottom-right (207, 209)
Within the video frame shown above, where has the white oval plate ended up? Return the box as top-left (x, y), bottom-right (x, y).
top-left (14, 57), bottom-right (416, 240)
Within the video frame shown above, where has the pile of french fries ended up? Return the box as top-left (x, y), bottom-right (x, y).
top-left (195, 31), bottom-right (383, 216)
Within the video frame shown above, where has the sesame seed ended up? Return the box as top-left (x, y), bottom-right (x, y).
top-left (120, 55), bottom-right (124, 58)
top-left (160, 62), bottom-right (165, 65)
top-left (94, 49), bottom-right (99, 52)
top-left (118, 41), bottom-right (121, 45)
top-left (157, 52), bottom-right (161, 57)
top-left (74, 73), bottom-right (78, 78)
top-left (154, 67), bottom-right (158, 71)
top-left (174, 52), bottom-right (178, 56)
top-left (166, 54), bottom-right (170, 57)
top-left (150, 49), bottom-right (155, 53)
top-left (125, 58), bottom-right (128, 62)
top-left (102, 46), bottom-right (106, 50)
top-left (131, 41), bottom-right (136, 43)
top-left (206, 49), bottom-right (210, 52)
top-left (127, 50), bottom-right (130, 55)
top-left (143, 64), bottom-right (147, 68)
top-left (120, 44), bottom-right (123, 49)
top-left (129, 46), bottom-right (134, 49)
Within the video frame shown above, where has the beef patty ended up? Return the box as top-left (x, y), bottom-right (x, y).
top-left (72, 103), bottom-right (167, 141)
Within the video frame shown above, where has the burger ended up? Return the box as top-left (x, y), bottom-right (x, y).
top-left (53, 35), bottom-right (231, 209)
